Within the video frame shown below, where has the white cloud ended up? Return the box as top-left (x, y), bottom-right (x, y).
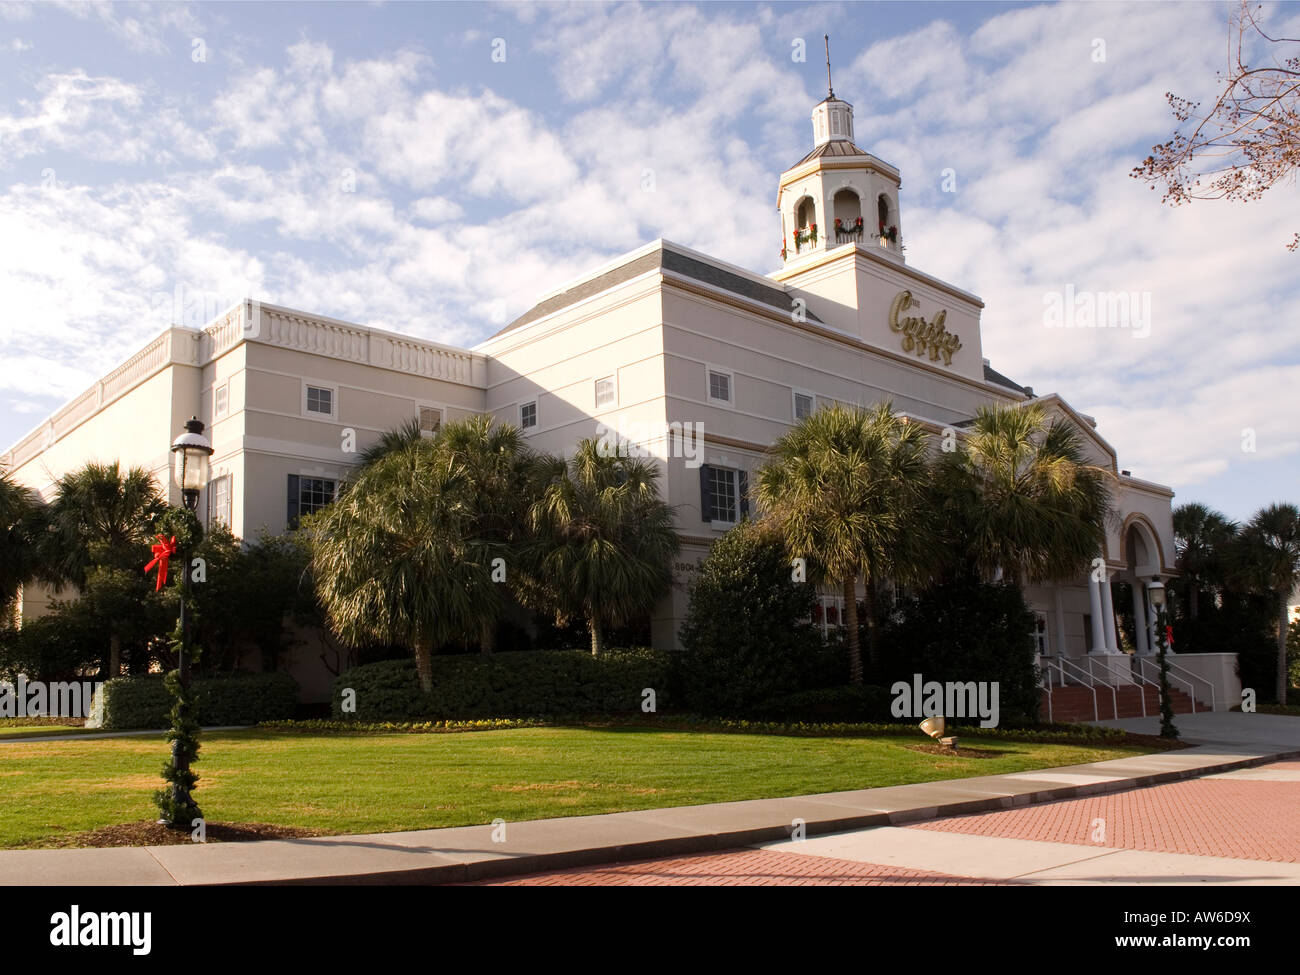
top-left (0, 1), bottom-right (1295, 512)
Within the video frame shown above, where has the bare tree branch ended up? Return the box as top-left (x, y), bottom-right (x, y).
top-left (1132, 1), bottom-right (1299, 251)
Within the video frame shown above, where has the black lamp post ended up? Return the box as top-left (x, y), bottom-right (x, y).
top-left (164, 416), bottom-right (212, 823)
top-left (1147, 577), bottom-right (1179, 739)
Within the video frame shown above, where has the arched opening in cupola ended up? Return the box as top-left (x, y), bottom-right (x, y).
top-left (793, 196), bottom-right (819, 252)
top-left (876, 193), bottom-right (898, 244)
top-left (833, 189), bottom-right (863, 243)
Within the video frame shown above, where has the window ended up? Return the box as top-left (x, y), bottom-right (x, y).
top-left (300, 477), bottom-right (336, 516)
top-left (214, 383), bottom-right (229, 419)
top-left (207, 475), bottom-right (231, 528)
top-left (793, 390), bottom-right (814, 421)
top-left (305, 384), bottom-right (334, 417)
top-left (287, 474), bottom-right (336, 529)
top-left (707, 368), bottom-right (732, 404)
top-left (699, 464), bottom-right (748, 525)
top-left (520, 400), bottom-right (537, 430)
top-left (796, 197), bottom-right (816, 232)
top-left (595, 376), bottom-right (616, 408)
top-left (1032, 611), bottom-right (1050, 655)
top-left (811, 594), bottom-right (845, 641)
top-left (418, 406), bottom-right (443, 435)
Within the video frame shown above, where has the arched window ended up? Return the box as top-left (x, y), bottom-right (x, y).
top-left (877, 193), bottom-right (890, 228)
top-left (796, 197), bottom-right (816, 231)
top-left (833, 190), bottom-right (863, 242)
top-left (793, 196), bottom-right (819, 253)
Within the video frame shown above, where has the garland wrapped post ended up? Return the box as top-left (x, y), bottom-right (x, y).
top-left (155, 628), bottom-right (202, 825)
top-left (149, 506), bottom-right (204, 827)
top-left (1154, 609), bottom-right (1179, 740)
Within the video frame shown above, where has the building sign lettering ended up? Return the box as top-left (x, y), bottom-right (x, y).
top-left (888, 291), bottom-right (962, 367)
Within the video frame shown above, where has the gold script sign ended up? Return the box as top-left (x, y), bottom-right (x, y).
top-left (888, 291), bottom-right (962, 366)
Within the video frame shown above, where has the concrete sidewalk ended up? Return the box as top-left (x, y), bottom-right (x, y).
top-left (2, 716), bottom-right (1296, 885)
top-left (1093, 710), bottom-right (1298, 749)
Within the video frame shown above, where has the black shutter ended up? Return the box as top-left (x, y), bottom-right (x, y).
top-left (739, 470), bottom-right (749, 518)
top-left (287, 474), bottom-right (300, 530)
top-left (699, 464), bottom-right (713, 522)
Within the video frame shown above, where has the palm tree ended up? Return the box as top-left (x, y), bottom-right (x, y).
top-left (1172, 502), bottom-right (1238, 621)
top-left (308, 436), bottom-right (500, 692)
top-left (44, 462), bottom-right (166, 676)
top-left (355, 418), bottom-right (424, 469)
top-left (1237, 503), bottom-right (1300, 705)
top-left (937, 403), bottom-right (1113, 585)
top-left (0, 466), bottom-right (46, 621)
top-left (432, 415), bottom-right (536, 652)
top-left (757, 402), bottom-right (936, 683)
top-left (522, 439), bottom-right (677, 656)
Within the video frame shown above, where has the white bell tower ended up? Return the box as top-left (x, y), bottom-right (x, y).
top-left (777, 37), bottom-right (904, 267)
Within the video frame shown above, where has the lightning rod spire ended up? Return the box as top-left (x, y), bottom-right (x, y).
top-left (825, 34), bottom-right (834, 98)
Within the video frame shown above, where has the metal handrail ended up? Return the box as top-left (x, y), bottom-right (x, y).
top-left (1085, 654), bottom-right (1160, 719)
top-left (1121, 657), bottom-right (1164, 719)
top-left (1134, 656), bottom-right (1216, 713)
top-left (1041, 657), bottom-right (1101, 722)
top-left (1070, 657), bottom-right (1118, 720)
top-left (1037, 656), bottom-right (1054, 723)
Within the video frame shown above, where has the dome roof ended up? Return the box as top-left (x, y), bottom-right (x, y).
top-left (792, 139), bottom-right (871, 167)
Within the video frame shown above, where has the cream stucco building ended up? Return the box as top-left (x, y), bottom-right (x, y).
top-left (5, 87), bottom-right (1235, 709)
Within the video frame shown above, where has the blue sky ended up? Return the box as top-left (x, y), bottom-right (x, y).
top-left (0, 0), bottom-right (1297, 522)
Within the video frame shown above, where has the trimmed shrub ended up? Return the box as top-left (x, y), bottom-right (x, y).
top-left (93, 672), bottom-right (300, 730)
top-left (262, 714), bottom-right (1131, 742)
top-left (678, 520), bottom-right (825, 715)
top-left (750, 684), bottom-right (892, 722)
top-left (331, 648), bottom-right (674, 721)
top-left (0, 613), bottom-right (105, 683)
top-left (880, 577), bottom-right (1041, 724)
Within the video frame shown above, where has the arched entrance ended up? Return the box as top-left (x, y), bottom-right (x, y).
top-left (1121, 517), bottom-right (1164, 657)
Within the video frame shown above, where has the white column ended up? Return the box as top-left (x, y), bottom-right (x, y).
top-left (1132, 583), bottom-right (1151, 655)
top-left (1088, 573), bottom-right (1107, 653)
top-left (1100, 571), bottom-right (1120, 653)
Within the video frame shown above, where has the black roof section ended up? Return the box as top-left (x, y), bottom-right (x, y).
top-left (488, 243), bottom-right (822, 339)
top-left (983, 362), bottom-right (1029, 395)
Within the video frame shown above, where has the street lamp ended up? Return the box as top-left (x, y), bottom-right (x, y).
top-left (171, 417), bottom-right (213, 512)
top-left (1147, 577), bottom-right (1178, 739)
top-left (160, 417), bottom-right (212, 827)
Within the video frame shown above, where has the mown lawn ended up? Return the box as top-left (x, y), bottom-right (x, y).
top-left (0, 725), bottom-right (1150, 848)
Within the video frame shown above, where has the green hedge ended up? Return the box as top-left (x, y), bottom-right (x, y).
top-left (750, 685), bottom-right (893, 722)
top-left (92, 672), bottom-right (300, 730)
top-left (331, 649), bottom-right (674, 721)
top-left (260, 714), bottom-right (1131, 742)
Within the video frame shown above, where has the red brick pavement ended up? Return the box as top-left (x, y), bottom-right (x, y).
top-left (468, 848), bottom-right (1008, 886)
top-left (909, 760), bottom-right (1300, 862)
top-left (465, 760), bottom-right (1300, 884)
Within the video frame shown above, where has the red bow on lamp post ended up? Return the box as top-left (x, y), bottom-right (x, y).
top-left (1165, 625), bottom-right (1174, 649)
top-left (144, 534), bottom-right (178, 591)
